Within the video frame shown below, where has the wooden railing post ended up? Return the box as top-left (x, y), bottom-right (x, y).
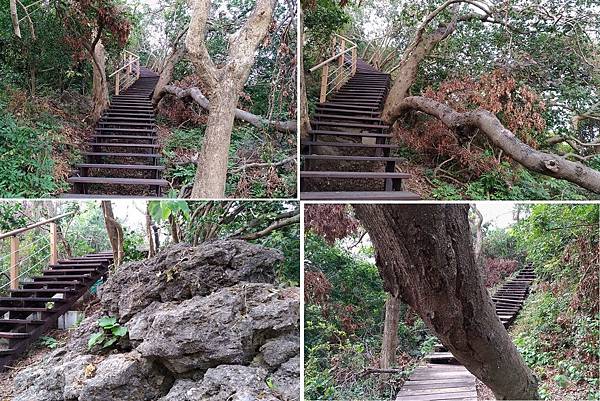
top-left (336, 38), bottom-right (346, 91)
top-left (115, 72), bottom-right (120, 96)
top-left (10, 236), bottom-right (19, 290)
top-left (351, 47), bottom-right (357, 76)
top-left (49, 222), bottom-right (58, 265)
top-left (319, 63), bottom-right (329, 103)
top-left (128, 54), bottom-right (133, 74)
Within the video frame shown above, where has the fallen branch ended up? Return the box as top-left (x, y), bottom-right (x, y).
top-left (229, 156), bottom-right (296, 174)
top-left (157, 85), bottom-right (296, 133)
top-left (231, 211), bottom-right (300, 241)
top-left (359, 368), bottom-right (406, 377)
top-left (392, 96), bottom-right (600, 193)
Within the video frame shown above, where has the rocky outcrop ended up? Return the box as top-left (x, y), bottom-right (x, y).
top-left (10, 240), bottom-right (299, 401)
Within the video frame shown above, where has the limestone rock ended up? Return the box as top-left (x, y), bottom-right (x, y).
top-left (134, 284), bottom-right (299, 374)
top-left (100, 240), bottom-right (283, 320)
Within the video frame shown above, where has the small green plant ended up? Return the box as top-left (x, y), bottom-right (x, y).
top-left (87, 316), bottom-right (128, 351)
top-left (40, 336), bottom-right (58, 349)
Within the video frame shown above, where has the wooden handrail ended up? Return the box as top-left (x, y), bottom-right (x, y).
top-left (309, 34), bottom-right (358, 103)
top-left (0, 211), bottom-right (76, 290)
top-left (309, 34), bottom-right (357, 72)
top-left (109, 50), bottom-right (141, 95)
top-left (0, 211), bottom-right (76, 240)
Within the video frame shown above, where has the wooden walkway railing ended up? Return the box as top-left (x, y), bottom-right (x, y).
top-left (109, 50), bottom-right (141, 96)
top-left (0, 211), bottom-right (76, 291)
top-left (310, 34), bottom-right (358, 103)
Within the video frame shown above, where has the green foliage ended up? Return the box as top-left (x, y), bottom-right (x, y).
top-left (87, 316), bottom-right (128, 351)
top-left (148, 200), bottom-right (191, 222)
top-left (40, 336), bottom-right (59, 349)
top-left (122, 227), bottom-right (146, 262)
top-left (483, 227), bottom-right (520, 260)
top-left (0, 114), bottom-right (62, 197)
top-left (305, 233), bottom-right (432, 399)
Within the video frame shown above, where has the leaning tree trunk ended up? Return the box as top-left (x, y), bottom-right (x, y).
top-left (353, 204), bottom-right (539, 400)
top-left (299, 5), bottom-right (311, 137)
top-left (101, 201), bottom-right (124, 266)
top-left (190, 82), bottom-right (239, 198)
top-left (380, 293), bottom-right (401, 370)
top-left (91, 41), bottom-right (109, 123)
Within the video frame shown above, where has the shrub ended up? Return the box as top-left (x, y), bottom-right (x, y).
top-left (484, 258), bottom-right (518, 287)
top-left (87, 316), bottom-right (128, 351)
top-left (0, 114), bottom-right (60, 197)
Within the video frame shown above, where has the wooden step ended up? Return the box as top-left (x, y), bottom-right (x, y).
top-left (48, 263), bottom-right (102, 268)
top-left (0, 332), bottom-right (30, 339)
top-left (319, 102), bottom-right (380, 111)
top-left (0, 297), bottom-right (65, 303)
top-left (302, 171), bottom-right (410, 179)
top-left (98, 122), bottom-right (154, 127)
top-left (0, 307), bottom-right (48, 312)
top-left (302, 155), bottom-right (402, 162)
top-left (91, 135), bottom-right (157, 141)
top-left (302, 141), bottom-right (398, 149)
top-left (0, 319), bottom-right (44, 325)
top-left (315, 107), bottom-right (380, 115)
top-left (300, 191), bottom-right (420, 200)
top-left (82, 152), bottom-right (161, 158)
top-left (95, 128), bottom-right (156, 133)
top-left (22, 281), bottom-right (83, 286)
top-left (307, 129), bottom-right (392, 138)
top-left (34, 275), bottom-right (90, 281)
top-left (86, 142), bottom-right (160, 149)
top-left (76, 163), bottom-right (164, 171)
top-left (10, 288), bottom-right (77, 294)
top-left (68, 177), bottom-right (168, 186)
top-left (313, 113), bottom-right (385, 122)
top-left (42, 268), bottom-right (97, 274)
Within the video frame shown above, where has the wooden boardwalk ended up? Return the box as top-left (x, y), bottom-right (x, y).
top-left (396, 265), bottom-right (536, 401)
top-left (300, 55), bottom-right (418, 200)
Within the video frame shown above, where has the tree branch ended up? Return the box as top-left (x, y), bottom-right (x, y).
top-left (233, 212), bottom-right (300, 241)
top-left (392, 96), bottom-right (600, 193)
top-left (229, 156), bottom-right (297, 174)
top-left (157, 85), bottom-right (296, 133)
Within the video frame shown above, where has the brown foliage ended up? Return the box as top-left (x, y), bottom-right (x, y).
top-left (304, 204), bottom-right (359, 244)
top-left (304, 270), bottom-right (332, 306)
top-left (484, 258), bottom-right (519, 288)
top-left (395, 70), bottom-right (547, 179)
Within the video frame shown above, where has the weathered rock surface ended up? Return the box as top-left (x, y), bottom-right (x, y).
top-left (133, 284), bottom-right (298, 373)
top-left (9, 241), bottom-right (299, 401)
top-left (159, 365), bottom-right (281, 401)
top-left (100, 240), bottom-right (283, 321)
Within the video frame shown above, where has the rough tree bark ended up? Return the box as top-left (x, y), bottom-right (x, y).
top-left (471, 204), bottom-right (484, 269)
top-left (186, 0), bottom-right (277, 198)
top-left (299, 5), bottom-right (311, 137)
top-left (353, 204), bottom-right (540, 400)
top-left (90, 40), bottom-right (109, 123)
top-left (101, 201), bottom-right (124, 267)
top-left (145, 204), bottom-right (156, 258)
top-left (380, 293), bottom-right (401, 370)
top-left (391, 96), bottom-right (600, 193)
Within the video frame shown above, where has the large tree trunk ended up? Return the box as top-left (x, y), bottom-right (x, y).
top-left (353, 204), bottom-right (539, 400)
top-left (380, 293), bottom-right (401, 369)
top-left (186, 0), bottom-right (277, 198)
top-left (299, 5), bottom-right (311, 137)
top-left (190, 83), bottom-right (239, 198)
top-left (391, 96), bottom-right (600, 193)
top-left (91, 41), bottom-right (109, 123)
top-left (101, 201), bottom-right (124, 266)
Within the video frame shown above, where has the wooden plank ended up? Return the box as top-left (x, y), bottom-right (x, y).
top-left (398, 386), bottom-right (475, 395)
top-left (396, 391), bottom-right (477, 401)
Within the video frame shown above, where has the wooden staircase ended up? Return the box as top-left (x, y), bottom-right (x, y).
top-left (67, 66), bottom-right (168, 197)
top-left (301, 47), bottom-right (419, 200)
top-left (0, 251), bottom-right (113, 371)
top-left (396, 265), bottom-right (536, 400)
